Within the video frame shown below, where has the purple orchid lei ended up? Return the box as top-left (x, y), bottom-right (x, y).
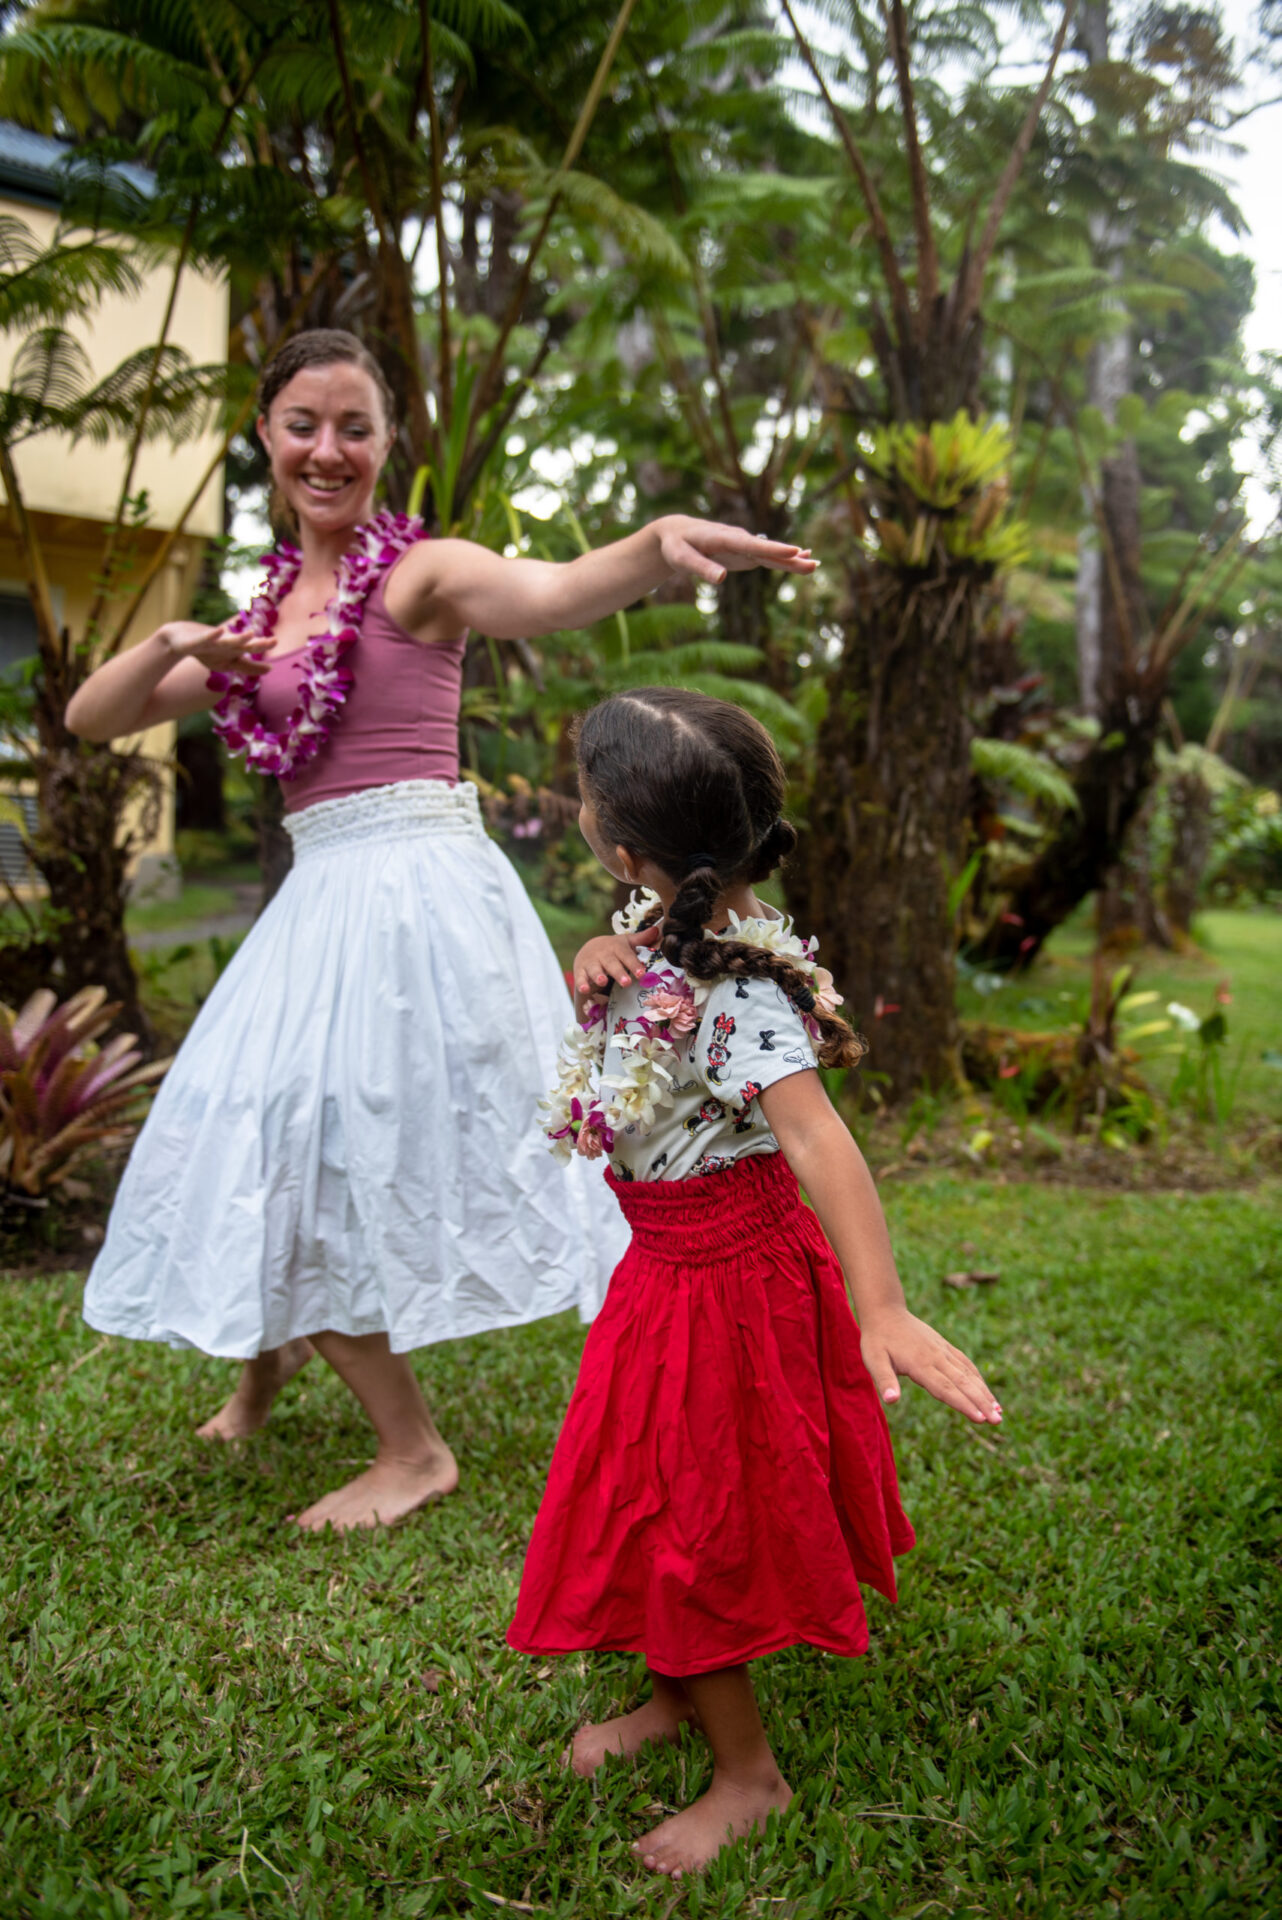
top-left (208, 509), bottom-right (426, 779)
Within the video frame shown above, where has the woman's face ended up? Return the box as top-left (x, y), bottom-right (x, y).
top-left (257, 363), bottom-right (394, 536)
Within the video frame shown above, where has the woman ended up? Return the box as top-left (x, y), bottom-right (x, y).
top-left (67, 328), bottom-right (815, 1533)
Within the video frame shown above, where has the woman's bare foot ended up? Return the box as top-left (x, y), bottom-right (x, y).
top-left (633, 1767), bottom-right (792, 1877)
top-left (196, 1338), bottom-right (314, 1441)
top-left (291, 1441), bottom-right (459, 1533)
top-left (571, 1682), bottom-right (700, 1777)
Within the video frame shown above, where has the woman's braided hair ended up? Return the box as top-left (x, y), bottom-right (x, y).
top-left (575, 687), bottom-right (866, 1070)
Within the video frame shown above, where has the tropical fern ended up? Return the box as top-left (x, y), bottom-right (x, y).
top-left (970, 737), bottom-right (1080, 816)
top-left (0, 222), bottom-right (141, 334)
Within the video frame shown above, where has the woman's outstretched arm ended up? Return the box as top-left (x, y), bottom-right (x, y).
top-left (65, 622), bottom-right (271, 741)
top-left (389, 516), bottom-right (817, 643)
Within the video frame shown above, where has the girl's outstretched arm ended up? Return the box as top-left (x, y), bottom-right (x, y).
top-left (388, 516), bottom-right (816, 643)
top-left (758, 1073), bottom-right (1003, 1427)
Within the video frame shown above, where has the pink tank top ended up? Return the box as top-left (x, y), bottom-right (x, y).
top-left (252, 568), bottom-right (466, 814)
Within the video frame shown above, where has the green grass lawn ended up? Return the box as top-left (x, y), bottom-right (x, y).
top-left (125, 862), bottom-right (262, 941)
top-left (125, 883), bottom-right (243, 939)
top-left (3, 1182), bottom-right (1278, 1918)
top-left (959, 908), bottom-right (1282, 1122)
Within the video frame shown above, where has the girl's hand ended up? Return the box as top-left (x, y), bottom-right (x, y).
top-left (859, 1307), bottom-right (1003, 1426)
top-left (162, 620), bottom-right (273, 677)
top-left (656, 516), bottom-right (818, 588)
top-left (572, 925), bottom-right (661, 1004)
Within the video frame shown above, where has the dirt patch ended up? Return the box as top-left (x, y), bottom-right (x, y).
top-left (0, 1152), bottom-right (118, 1279)
top-left (858, 1101), bottom-right (1282, 1192)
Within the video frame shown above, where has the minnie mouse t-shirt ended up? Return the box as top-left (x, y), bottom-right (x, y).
top-left (602, 968), bottom-right (818, 1183)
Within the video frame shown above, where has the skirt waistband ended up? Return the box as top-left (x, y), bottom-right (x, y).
top-left (285, 779), bottom-right (485, 858)
top-left (607, 1151), bottom-right (804, 1258)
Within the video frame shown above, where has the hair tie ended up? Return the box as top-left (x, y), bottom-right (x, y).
top-left (685, 852), bottom-right (718, 876)
top-left (791, 983), bottom-right (817, 1014)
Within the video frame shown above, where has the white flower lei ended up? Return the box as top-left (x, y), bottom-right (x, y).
top-left (539, 890), bottom-right (838, 1162)
top-left (209, 510), bottom-right (426, 778)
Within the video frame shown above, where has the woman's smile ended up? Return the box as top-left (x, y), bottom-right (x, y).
top-left (299, 472), bottom-right (354, 498)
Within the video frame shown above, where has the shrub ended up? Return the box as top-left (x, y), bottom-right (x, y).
top-left (1204, 793), bottom-right (1282, 906)
top-left (0, 986), bottom-right (168, 1202)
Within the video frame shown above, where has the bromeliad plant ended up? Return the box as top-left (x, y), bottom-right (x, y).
top-left (859, 414), bottom-right (1031, 575)
top-left (0, 985), bottom-right (169, 1202)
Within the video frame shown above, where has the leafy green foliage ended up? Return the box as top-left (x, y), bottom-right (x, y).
top-left (1205, 793), bottom-right (1282, 906)
top-left (970, 737), bottom-right (1080, 817)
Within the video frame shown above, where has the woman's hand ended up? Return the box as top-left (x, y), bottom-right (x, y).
top-left (161, 620), bottom-right (273, 677)
top-left (656, 516), bottom-right (817, 587)
top-left (571, 925), bottom-right (661, 1008)
top-left (859, 1306), bottom-right (1003, 1426)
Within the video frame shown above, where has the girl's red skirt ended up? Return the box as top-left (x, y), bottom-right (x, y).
top-left (507, 1151), bottom-right (915, 1677)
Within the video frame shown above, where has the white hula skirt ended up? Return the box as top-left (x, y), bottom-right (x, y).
top-left (83, 780), bottom-right (626, 1357)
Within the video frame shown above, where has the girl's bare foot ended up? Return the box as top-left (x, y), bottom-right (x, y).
top-left (571, 1681), bottom-right (700, 1777)
top-left (196, 1338), bottom-right (314, 1441)
top-left (291, 1441), bottom-right (459, 1533)
top-left (633, 1766), bottom-right (792, 1877)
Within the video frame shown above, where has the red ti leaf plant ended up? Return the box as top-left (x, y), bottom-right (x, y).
top-left (0, 986), bottom-right (169, 1201)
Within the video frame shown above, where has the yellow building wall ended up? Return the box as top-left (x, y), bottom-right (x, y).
top-left (0, 196), bottom-right (230, 896)
top-left (0, 201), bottom-right (227, 538)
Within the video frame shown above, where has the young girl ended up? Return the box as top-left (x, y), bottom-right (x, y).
top-left (66, 328), bottom-right (814, 1533)
top-left (509, 687), bottom-right (1002, 1877)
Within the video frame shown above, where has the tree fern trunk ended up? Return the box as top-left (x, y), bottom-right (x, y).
top-left (975, 687), bottom-right (1163, 967)
top-left (32, 737), bottom-right (155, 1048)
top-left (1096, 788), bottom-right (1170, 948)
top-left (1164, 766), bottom-right (1214, 939)
top-left (253, 775), bottom-right (293, 912)
top-left (787, 566), bottom-right (977, 1098)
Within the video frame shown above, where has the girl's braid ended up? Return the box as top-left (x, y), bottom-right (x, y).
top-left (661, 878), bottom-right (868, 1073)
top-left (578, 688), bottom-right (867, 1072)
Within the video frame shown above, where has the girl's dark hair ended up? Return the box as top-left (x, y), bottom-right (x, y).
top-left (257, 328), bottom-right (398, 431)
top-left (575, 687), bottom-right (866, 1070)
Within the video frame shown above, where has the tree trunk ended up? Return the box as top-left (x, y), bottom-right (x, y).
top-left (32, 738), bottom-right (157, 1045)
top-left (975, 685), bottom-right (1164, 966)
top-left (787, 258), bottom-right (1000, 1099)
top-left (1096, 787), bottom-right (1171, 947)
top-left (175, 730), bottom-right (226, 833)
top-left (1164, 765), bottom-right (1214, 938)
top-left (984, 0), bottom-right (1164, 967)
top-left (710, 490), bottom-right (793, 694)
top-left (786, 565), bottom-right (978, 1098)
top-left (369, 230), bottom-right (432, 513)
top-left (254, 775), bottom-right (293, 911)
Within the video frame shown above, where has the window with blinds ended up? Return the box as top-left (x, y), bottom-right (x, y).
top-left (0, 591), bottom-right (38, 676)
top-left (0, 791), bottom-right (37, 887)
top-left (0, 593), bottom-right (40, 883)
